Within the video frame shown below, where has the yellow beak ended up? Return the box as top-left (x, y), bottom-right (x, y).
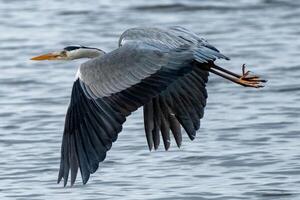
top-left (30, 52), bottom-right (60, 61)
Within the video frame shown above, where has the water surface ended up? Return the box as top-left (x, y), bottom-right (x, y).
top-left (0, 0), bottom-right (300, 199)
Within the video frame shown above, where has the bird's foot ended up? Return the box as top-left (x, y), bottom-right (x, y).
top-left (238, 64), bottom-right (267, 88)
top-left (209, 63), bottom-right (267, 88)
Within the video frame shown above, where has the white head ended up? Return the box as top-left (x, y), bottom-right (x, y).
top-left (31, 45), bottom-right (106, 61)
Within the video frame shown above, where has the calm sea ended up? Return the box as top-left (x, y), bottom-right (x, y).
top-left (0, 0), bottom-right (300, 199)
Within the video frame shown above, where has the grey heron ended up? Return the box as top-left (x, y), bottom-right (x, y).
top-left (31, 26), bottom-right (266, 186)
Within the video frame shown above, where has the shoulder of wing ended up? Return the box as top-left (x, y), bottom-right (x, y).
top-left (79, 42), bottom-right (164, 78)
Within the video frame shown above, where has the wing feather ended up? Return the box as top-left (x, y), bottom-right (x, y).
top-left (59, 26), bottom-right (229, 186)
top-left (59, 41), bottom-right (197, 186)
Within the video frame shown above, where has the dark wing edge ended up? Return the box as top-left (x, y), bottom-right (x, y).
top-left (57, 79), bottom-right (126, 187)
top-left (58, 45), bottom-right (197, 186)
top-left (143, 63), bottom-right (210, 151)
top-left (143, 27), bottom-right (229, 151)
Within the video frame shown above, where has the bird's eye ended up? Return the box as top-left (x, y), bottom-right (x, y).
top-left (61, 50), bottom-right (67, 56)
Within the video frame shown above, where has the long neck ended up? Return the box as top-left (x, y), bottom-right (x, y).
top-left (68, 48), bottom-right (106, 60)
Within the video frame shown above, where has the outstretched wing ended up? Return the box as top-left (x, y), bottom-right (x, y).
top-left (120, 26), bottom-right (229, 150)
top-left (58, 27), bottom-right (229, 186)
top-left (143, 65), bottom-right (210, 150)
top-left (59, 41), bottom-right (197, 186)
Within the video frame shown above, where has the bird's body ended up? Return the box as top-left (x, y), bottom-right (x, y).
top-left (31, 26), bottom-right (266, 186)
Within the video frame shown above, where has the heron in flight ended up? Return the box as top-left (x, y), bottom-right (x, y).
top-left (31, 26), bottom-right (266, 186)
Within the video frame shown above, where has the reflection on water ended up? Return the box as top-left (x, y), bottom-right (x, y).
top-left (0, 0), bottom-right (300, 199)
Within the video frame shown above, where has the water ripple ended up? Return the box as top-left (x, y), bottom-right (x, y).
top-left (0, 0), bottom-right (300, 199)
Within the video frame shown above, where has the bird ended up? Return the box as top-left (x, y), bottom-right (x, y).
top-left (31, 26), bottom-right (266, 186)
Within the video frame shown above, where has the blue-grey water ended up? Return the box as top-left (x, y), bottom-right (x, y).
top-left (1, 0), bottom-right (300, 199)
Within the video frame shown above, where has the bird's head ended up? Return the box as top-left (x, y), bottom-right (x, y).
top-left (31, 45), bottom-right (105, 61)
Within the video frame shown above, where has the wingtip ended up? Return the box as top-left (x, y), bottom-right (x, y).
top-left (57, 176), bottom-right (62, 184)
top-left (82, 174), bottom-right (90, 185)
top-left (63, 179), bottom-right (68, 187)
top-left (147, 143), bottom-right (153, 151)
top-left (189, 135), bottom-right (196, 141)
top-left (163, 140), bottom-right (171, 151)
top-left (58, 175), bottom-right (68, 187)
top-left (71, 177), bottom-right (76, 187)
top-left (82, 180), bottom-right (88, 185)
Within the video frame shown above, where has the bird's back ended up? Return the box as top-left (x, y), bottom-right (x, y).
top-left (119, 27), bottom-right (197, 47)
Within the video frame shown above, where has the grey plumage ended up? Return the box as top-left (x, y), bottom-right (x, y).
top-left (58, 26), bottom-right (229, 186)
